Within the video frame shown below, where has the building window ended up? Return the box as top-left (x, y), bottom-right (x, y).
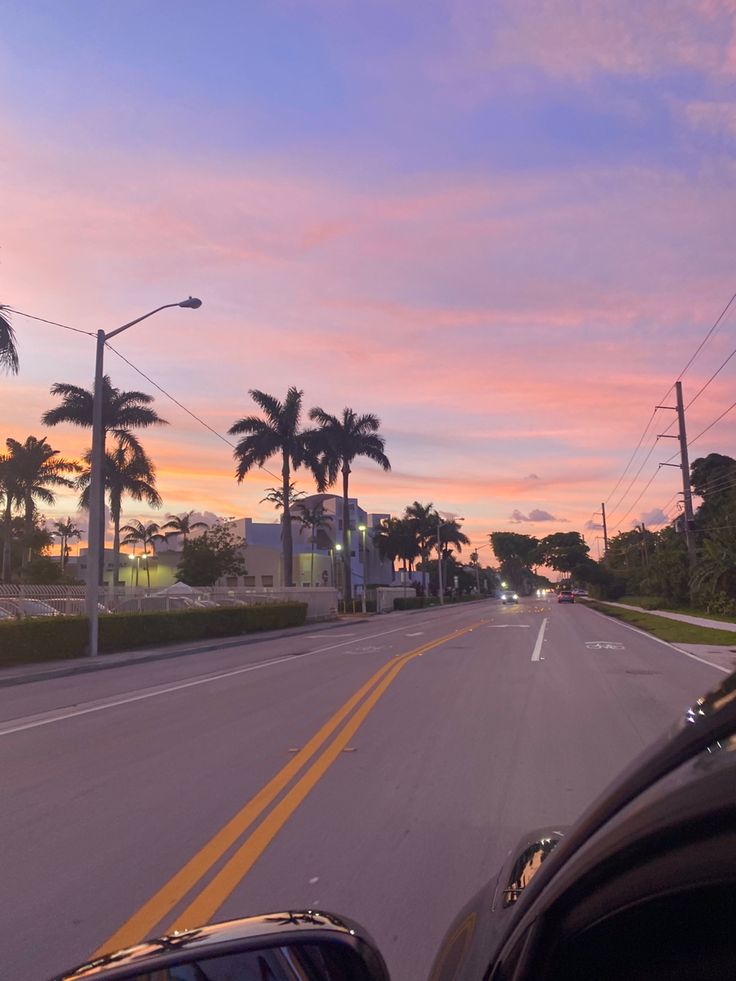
top-left (261, 575), bottom-right (274, 587)
top-left (244, 576), bottom-right (256, 587)
top-left (302, 581), bottom-right (311, 588)
top-left (225, 576), bottom-right (238, 587)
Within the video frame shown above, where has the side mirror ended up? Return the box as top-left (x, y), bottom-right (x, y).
top-left (52, 911), bottom-right (391, 981)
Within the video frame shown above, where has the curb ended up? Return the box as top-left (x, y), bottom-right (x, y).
top-left (0, 617), bottom-right (365, 689)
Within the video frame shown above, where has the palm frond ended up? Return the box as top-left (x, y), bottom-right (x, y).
top-left (0, 309), bottom-right (19, 374)
top-left (249, 389), bottom-right (284, 426)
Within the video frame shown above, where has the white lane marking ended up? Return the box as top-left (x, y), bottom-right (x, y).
top-left (585, 641), bottom-right (625, 650)
top-left (0, 654), bottom-right (304, 737)
top-left (531, 618), bottom-right (548, 662)
top-left (406, 632), bottom-right (423, 636)
top-left (303, 633), bottom-right (356, 639)
top-left (0, 610), bottom-right (486, 736)
top-left (585, 607), bottom-right (729, 674)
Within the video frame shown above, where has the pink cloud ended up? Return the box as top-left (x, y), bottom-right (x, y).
top-left (439, 0), bottom-right (736, 85)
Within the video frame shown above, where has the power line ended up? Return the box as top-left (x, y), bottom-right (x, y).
top-left (604, 406), bottom-right (663, 506)
top-left (609, 467), bottom-right (663, 533)
top-left (5, 306), bottom-right (96, 338)
top-left (602, 289), bottom-right (736, 514)
top-left (688, 396), bottom-right (736, 448)
top-left (685, 343), bottom-right (736, 410)
top-left (607, 437), bottom-right (661, 523)
top-left (677, 290), bottom-right (736, 380)
top-left (106, 342), bottom-right (283, 483)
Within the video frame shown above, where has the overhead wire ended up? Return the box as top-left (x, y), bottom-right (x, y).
top-left (603, 290), bottom-right (736, 525)
top-left (106, 342), bottom-right (283, 483)
top-left (4, 306), bottom-right (96, 337)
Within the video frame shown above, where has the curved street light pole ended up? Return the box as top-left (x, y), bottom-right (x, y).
top-left (86, 298), bottom-right (202, 656)
top-left (437, 513), bottom-right (465, 605)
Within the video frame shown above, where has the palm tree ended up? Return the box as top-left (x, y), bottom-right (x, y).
top-left (162, 511), bottom-right (209, 546)
top-left (42, 376), bottom-right (168, 451)
top-left (405, 501), bottom-right (438, 596)
top-left (120, 519), bottom-right (162, 587)
top-left (439, 519), bottom-right (470, 558)
top-left (229, 387), bottom-right (319, 588)
top-left (309, 407), bottom-right (391, 601)
top-left (0, 306), bottom-right (19, 375)
top-left (260, 483), bottom-right (307, 518)
top-left (4, 437), bottom-right (79, 569)
top-left (293, 500), bottom-right (333, 586)
top-left (375, 517), bottom-right (420, 577)
top-left (78, 444), bottom-right (162, 585)
top-left (0, 455), bottom-right (22, 581)
top-left (53, 517), bottom-right (84, 571)
top-left (43, 375), bottom-right (167, 566)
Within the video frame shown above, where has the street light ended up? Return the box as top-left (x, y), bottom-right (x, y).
top-left (437, 513), bottom-right (465, 605)
top-left (358, 523), bottom-right (367, 614)
top-left (331, 543), bottom-right (342, 590)
top-left (86, 297), bottom-right (202, 656)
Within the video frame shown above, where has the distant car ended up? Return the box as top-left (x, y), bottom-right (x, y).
top-left (501, 591), bottom-right (519, 604)
top-left (45, 598), bottom-right (109, 615)
top-left (0, 598), bottom-right (59, 617)
top-left (558, 589), bottom-right (575, 603)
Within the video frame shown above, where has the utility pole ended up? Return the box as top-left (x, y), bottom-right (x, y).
top-left (657, 381), bottom-right (696, 570)
top-left (675, 381), bottom-right (697, 569)
top-left (600, 503), bottom-right (608, 554)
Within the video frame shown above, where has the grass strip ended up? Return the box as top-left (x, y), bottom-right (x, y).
top-left (584, 600), bottom-right (736, 646)
top-left (618, 596), bottom-right (736, 625)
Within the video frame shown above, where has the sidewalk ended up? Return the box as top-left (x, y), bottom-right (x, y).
top-left (606, 603), bottom-right (736, 633)
top-left (0, 616), bottom-right (366, 688)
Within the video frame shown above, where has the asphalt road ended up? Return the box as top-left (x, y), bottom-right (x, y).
top-left (0, 598), bottom-right (728, 981)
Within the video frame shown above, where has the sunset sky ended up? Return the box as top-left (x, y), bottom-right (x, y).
top-left (2, 0), bottom-right (736, 556)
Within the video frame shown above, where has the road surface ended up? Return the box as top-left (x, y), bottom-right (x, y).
top-left (0, 597), bottom-right (728, 980)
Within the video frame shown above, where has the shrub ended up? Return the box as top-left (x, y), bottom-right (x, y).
top-left (637, 596), bottom-right (668, 611)
top-left (0, 616), bottom-right (88, 665)
top-left (0, 602), bottom-right (308, 667)
top-left (393, 597), bottom-right (441, 610)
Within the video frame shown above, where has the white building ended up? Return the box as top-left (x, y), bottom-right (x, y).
top-left (228, 493), bottom-right (393, 593)
top-left (71, 494), bottom-right (395, 595)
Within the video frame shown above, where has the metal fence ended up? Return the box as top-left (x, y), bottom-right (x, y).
top-left (0, 584), bottom-right (339, 622)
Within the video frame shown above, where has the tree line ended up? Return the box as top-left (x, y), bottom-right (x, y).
top-left (487, 453), bottom-right (736, 616)
top-left (599, 453), bottom-right (736, 614)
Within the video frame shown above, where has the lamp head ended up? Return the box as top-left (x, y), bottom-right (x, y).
top-left (179, 296), bottom-right (202, 309)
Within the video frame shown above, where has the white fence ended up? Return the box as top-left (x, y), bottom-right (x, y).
top-left (374, 585), bottom-right (417, 612)
top-left (0, 584), bottom-right (339, 623)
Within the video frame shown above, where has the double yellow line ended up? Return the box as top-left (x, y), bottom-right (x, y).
top-left (96, 620), bottom-right (482, 956)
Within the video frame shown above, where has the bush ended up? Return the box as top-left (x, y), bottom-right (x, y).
top-left (637, 596), bottom-right (668, 611)
top-left (0, 602), bottom-right (308, 666)
top-left (0, 616), bottom-right (88, 665)
top-left (393, 597), bottom-right (441, 610)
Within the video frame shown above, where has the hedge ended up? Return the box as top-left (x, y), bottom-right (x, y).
top-left (393, 597), bottom-right (441, 610)
top-left (393, 595), bottom-right (486, 611)
top-left (0, 602), bottom-right (308, 666)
